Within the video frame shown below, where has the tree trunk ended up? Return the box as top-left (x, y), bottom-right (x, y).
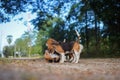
top-left (85, 11), bottom-right (89, 55)
top-left (95, 14), bottom-right (98, 51)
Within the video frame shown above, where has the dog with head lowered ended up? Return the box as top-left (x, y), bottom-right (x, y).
top-left (45, 30), bottom-right (83, 63)
top-left (44, 50), bottom-right (60, 62)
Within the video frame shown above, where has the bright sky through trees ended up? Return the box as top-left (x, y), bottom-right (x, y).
top-left (0, 12), bottom-right (36, 51)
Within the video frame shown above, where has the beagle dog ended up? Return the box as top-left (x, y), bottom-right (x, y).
top-left (45, 30), bottom-right (83, 63)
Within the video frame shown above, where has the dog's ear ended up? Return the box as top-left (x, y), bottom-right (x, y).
top-left (52, 41), bottom-right (59, 45)
top-left (48, 38), bottom-right (59, 45)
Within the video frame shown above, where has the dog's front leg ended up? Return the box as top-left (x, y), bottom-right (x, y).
top-left (60, 53), bottom-right (65, 63)
top-left (75, 44), bottom-right (83, 63)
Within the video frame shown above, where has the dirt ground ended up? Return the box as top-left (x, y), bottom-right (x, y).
top-left (0, 58), bottom-right (120, 80)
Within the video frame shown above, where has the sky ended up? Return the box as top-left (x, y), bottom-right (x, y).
top-left (0, 13), bottom-right (36, 51)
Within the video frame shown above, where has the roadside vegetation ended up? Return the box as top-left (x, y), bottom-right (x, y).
top-left (1, 0), bottom-right (120, 58)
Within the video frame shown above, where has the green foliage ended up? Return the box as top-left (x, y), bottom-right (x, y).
top-left (6, 35), bottom-right (13, 45)
top-left (3, 46), bottom-right (14, 58)
top-left (86, 0), bottom-right (120, 52)
top-left (15, 38), bottom-right (28, 56)
top-left (1, 0), bottom-right (120, 58)
top-left (14, 30), bottom-right (38, 57)
top-left (34, 26), bottom-right (54, 55)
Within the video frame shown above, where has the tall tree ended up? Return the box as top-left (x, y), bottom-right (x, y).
top-left (88, 0), bottom-right (120, 53)
top-left (6, 35), bottom-right (13, 45)
top-left (1, 0), bottom-right (120, 57)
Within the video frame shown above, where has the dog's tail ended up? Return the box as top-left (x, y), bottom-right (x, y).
top-left (75, 30), bottom-right (81, 42)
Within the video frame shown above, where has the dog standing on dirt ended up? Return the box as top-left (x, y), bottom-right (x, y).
top-left (45, 30), bottom-right (83, 63)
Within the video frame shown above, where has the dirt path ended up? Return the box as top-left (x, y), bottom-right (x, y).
top-left (0, 58), bottom-right (120, 80)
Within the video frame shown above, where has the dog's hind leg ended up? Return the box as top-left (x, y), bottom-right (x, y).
top-left (71, 52), bottom-right (77, 63)
top-left (69, 53), bottom-right (74, 62)
top-left (75, 51), bottom-right (80, 63)
top-left (69, 55), bottom-right (74, 62)
top-left (75, 44), bottom-right (83, 63)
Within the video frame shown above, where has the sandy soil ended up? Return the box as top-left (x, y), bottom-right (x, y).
top-left (0, 58), bottom-right (120, 80)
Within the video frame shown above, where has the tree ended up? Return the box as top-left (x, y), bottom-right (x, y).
top-left (6, 35), bottom-right (13, 45)
top-left (1, 0), bottom-right (120, 57)
top-left (3, 45), bottom-right (14, 58)
top-left (14, 30), bottom-right (37, 57)
top-left (83, 0), bottom-right (120, 55)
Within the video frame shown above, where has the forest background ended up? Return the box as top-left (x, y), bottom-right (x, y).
top-left (0, 0), bottom-right (120, 58)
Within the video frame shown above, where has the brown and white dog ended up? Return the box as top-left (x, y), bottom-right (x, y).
top-left (44, 50), bottom-right (60, 62)
top-left (45, 30), bottom-right (83, 63)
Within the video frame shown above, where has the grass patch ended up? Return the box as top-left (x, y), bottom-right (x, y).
top-left (0, 58), bottom-right (13, 64)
